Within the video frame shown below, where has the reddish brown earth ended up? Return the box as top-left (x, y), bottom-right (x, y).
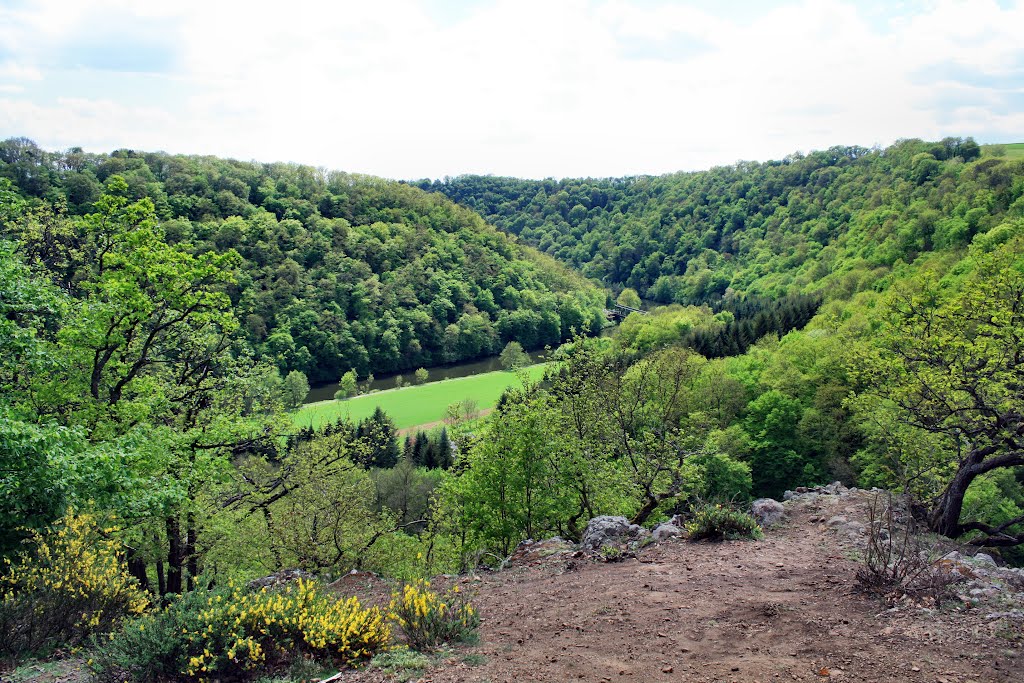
top-left (344, 494), bottom-right (1022, 683)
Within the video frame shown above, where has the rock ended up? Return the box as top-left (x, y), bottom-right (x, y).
top-left (822, 481), bottom-right (847, 495)
top-left (582, 516), bottom-right (635, 551)
top-left (826, 516), bottom-right (849, 528)
top-left (652, 523), bottom-right (682, 542)
top-left (783, 490), bottom-right (796, 501)
top-left (973, 552), bottom-right (998, 568)
top-left (750, 498), bottom-right (785, 527)
top-left (506, 537), bottom-right (576, 567)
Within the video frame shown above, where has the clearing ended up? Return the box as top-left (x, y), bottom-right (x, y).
top-left (983, 142), bottom-right (1024, 160)
top-left (343, 491), bottom-right (1022, 683)
top-left (294, 365), bottom-right (547, 431)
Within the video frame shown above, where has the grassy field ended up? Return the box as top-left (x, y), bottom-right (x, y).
top-left (983, 142), bottom-right (1024, 160)
top-left (294, 364), bottom-right (548, 431)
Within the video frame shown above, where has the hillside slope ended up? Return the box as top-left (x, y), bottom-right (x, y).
top-left (344, 488), bottom-right (1022, 683)
top-left (416, 139), bottom-right (1024, 308)
top-left (0, 139), bottom-right (606, 383)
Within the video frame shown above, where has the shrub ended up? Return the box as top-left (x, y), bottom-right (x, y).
top-left (388, 580), bottom-right (479, 652)
top-left (686, 503), bottom-right (763, 541)
top-left (855, 494), bottom-right (960, 606)
top-left (0, 509), bottom-right (148, 659)
top-left (92, 579), bottom-right (390, 682)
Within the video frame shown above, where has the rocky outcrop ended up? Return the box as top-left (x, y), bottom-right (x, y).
top-left (506, 537), bottom-right (577, 568)
top-left (581, 516), bottom-right (650, 551)
top-left (652, 523), bottom-right (683, 542)
top-left (751, 498), bottom-right (785, 527)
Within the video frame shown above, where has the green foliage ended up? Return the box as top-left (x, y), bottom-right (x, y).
top-left (689, 451), bottom-right (753, 502)
top-left (498, 340), bottom-right (530, 370)
top-left (91, 580), bottom-right (389, 682)
top-left (850, 235), bottom-right (1024, 542)
top-left (743, 389), bottom-right (818, 497)
top-left (282, 370), bottom-right (310, 410)
top-left (420, 138), bottom-right (1013, 309)
top-left (615, 287), bottom-right (642, 309)
top-left (388, 580), bottom-right (479, 652)
top-left (685, 503), bottom-right (762, 541)
top-left (451, 390), bottom-right (570, 555)
top-left (0, 142), bottom-right (606, 384)
top-left (339, 369), bottom-right (359, 398)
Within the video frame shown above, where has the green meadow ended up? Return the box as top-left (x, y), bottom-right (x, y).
top-left (293, 364), bottom-right (549, 431)
top-left (983, 142), bottom-right (1024, 159)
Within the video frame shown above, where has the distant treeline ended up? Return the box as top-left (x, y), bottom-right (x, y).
top-left (414, 137), bottom-right (1009, 308)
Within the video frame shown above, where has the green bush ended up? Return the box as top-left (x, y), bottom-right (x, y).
top-left (686, 503), bottom-right (763, 541)
top-left (91, 580), bottom-right (390, 682)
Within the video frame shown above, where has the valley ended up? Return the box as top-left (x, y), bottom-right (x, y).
top-left (2, 136), bottom-right (1023, 682)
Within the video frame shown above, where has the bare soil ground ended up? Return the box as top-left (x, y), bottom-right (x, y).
top-left (346, 494), bottom-right (1022, 683)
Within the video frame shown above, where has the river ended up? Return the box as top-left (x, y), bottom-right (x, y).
top-left (303, 348), bottom-right (549, 404)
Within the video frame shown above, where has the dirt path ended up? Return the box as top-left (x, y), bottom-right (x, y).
top-left (346, 494), bottom-right (1022, 683)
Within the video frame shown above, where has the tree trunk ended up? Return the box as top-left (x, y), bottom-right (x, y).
top-left (185, 516), bottom-right (198, 591)
top-left (156, 559), bottom-right (166, 597)
top-left (125, 546), bottom-right (149, 591)
top-left (928, 466), bottom-right (975, 537)
top-left (166, 516), bottom-right (183, 595)
top-left (631, 494), bottom-right (664, 526)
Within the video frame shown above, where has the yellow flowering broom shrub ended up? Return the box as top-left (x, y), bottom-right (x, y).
top-left (92, 579), bottom-right (390, 682)
top-left (0, 509), bottom-right (148, 659)
top-left (388, 580), bottom-right (479, 651)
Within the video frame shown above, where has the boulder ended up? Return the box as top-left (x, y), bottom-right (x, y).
top-left (750, 498), bottom-right (785, 527)
top-left (973, 552), bottom-right (998, 569)
top-left (652, 523), bottom-right (683, 542)
top-left (582, 516), bottom-right (634, 551)
top-left (826, 515), bottom-right (849, 528)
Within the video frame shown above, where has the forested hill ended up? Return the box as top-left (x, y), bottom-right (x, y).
top-left (414, 138), bottom-right (1023, 306)
top-left (0, 139), bottom-right (605, 383)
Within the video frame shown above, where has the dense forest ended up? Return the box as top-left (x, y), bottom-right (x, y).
top-left (415, 137), bottom-right (1013, 306)
top-left (0, 138), bottom-right (605, 384)
top-left (2, 137), bottom-right (1023, 680)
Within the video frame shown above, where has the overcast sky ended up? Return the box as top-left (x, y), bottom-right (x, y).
top-left (0, 0), bottom-right (1021, 179)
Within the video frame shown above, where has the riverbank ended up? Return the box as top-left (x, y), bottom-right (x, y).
top-left (304, 349), bottom-right (548, 404)
top-left (294, 364), bottom-right (548, 431)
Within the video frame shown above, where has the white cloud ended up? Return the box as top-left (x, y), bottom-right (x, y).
top-left (1, 0), bottom-right (1022, 178)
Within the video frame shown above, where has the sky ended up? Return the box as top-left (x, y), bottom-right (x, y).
top-left (0, 0), bottom-right (1021, 180)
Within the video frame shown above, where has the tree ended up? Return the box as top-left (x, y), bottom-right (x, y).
top-left (499, 341), bottom-right (530, 371)
top-left (616, 288), bottom-right (642, 310)
top-left (34, 178), bottom-right (276, 595)
top-left (742, 390), bottom-right (811, 497)
top-left (854, 237), bottom-right (1024, 546)
top-left (337, 369), bottom-right (358, 398)
top-left (414, 367), bottom-right (429, 385)
top-left (451, 390), bottom-right (570, 555)
top-left (282, 370), bottom-right (310, 409)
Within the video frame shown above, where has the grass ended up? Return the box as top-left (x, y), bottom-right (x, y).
top-left (294, 364), bottom-right (548, 431)
top-left (982, 142), bottom-right (1024, 160)
top-left (368, 648), bottom-right (433, 682)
